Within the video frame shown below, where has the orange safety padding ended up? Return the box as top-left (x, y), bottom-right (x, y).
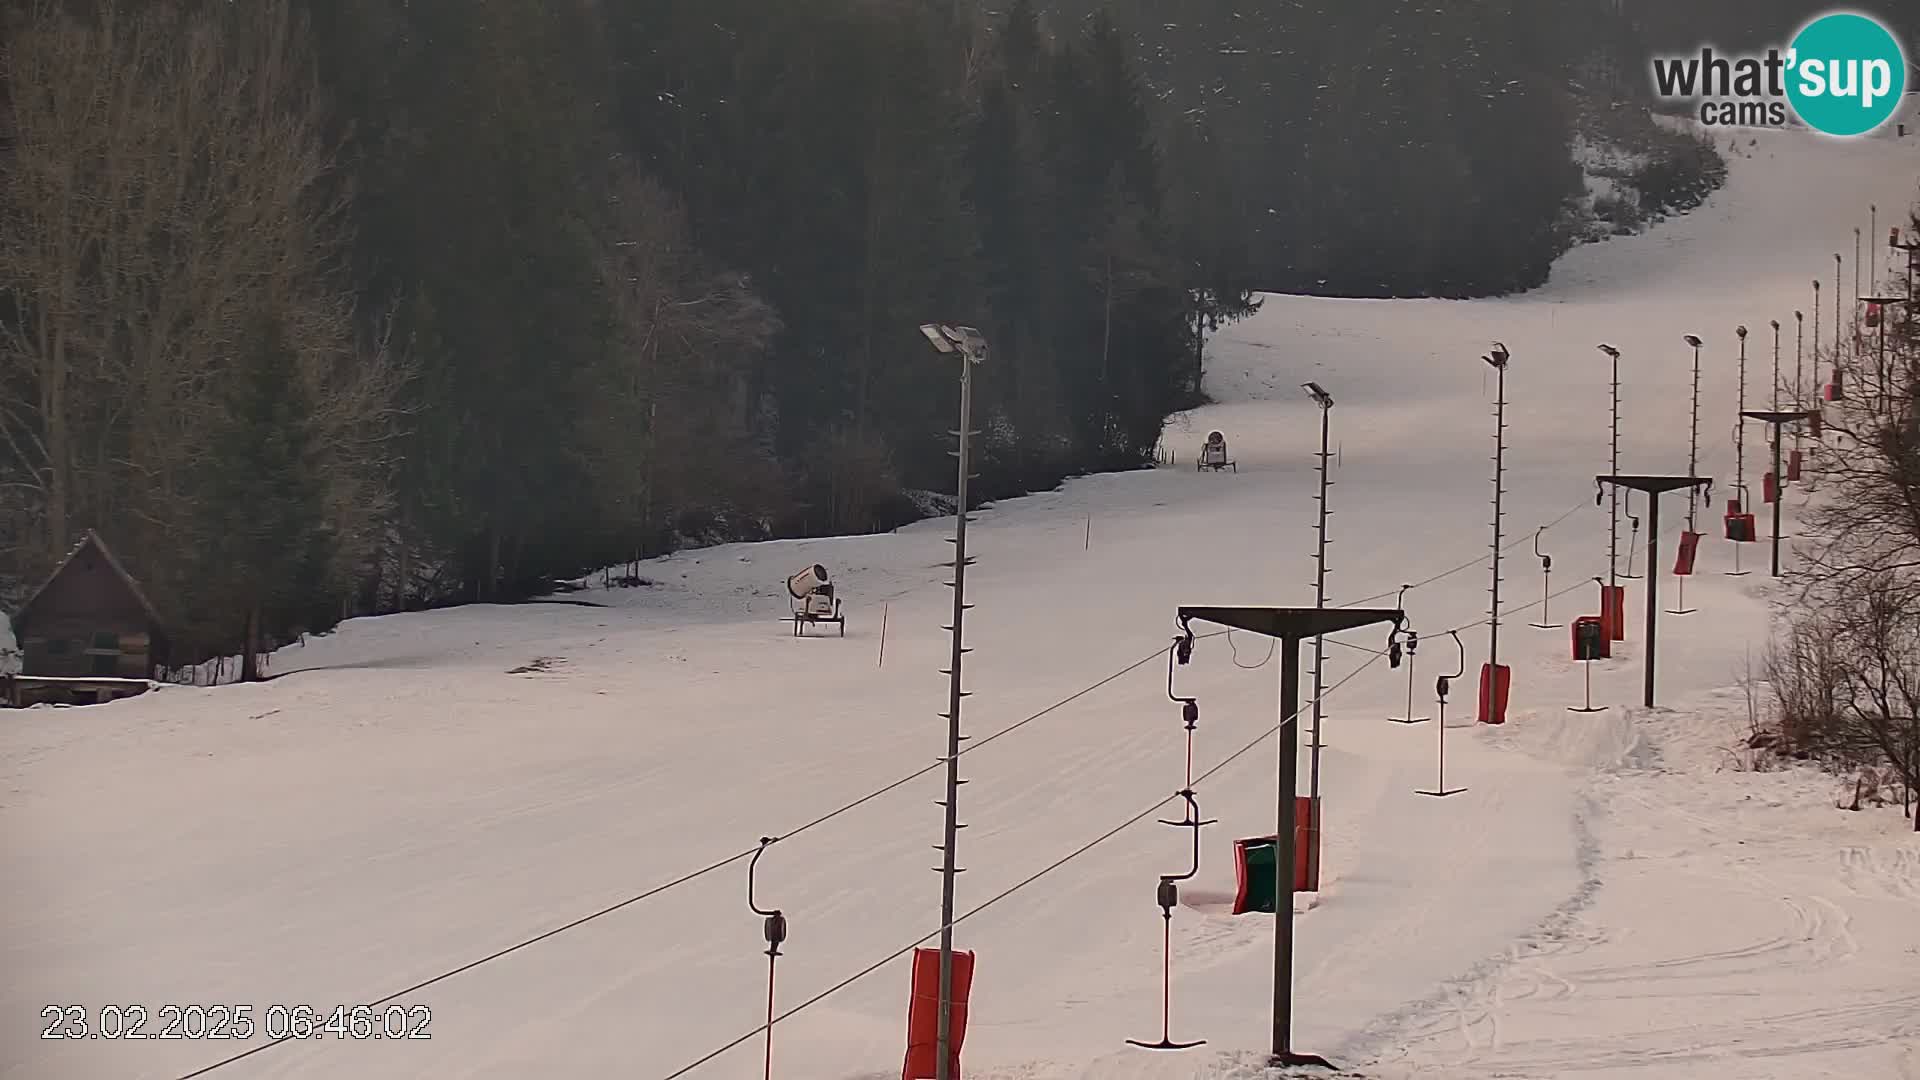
top-left (1601, 585), bottom-right (1627, 641)
top-left (1787, 449), bottom-right (1803, 482)
top-left (903, 949), bottom-right (975, 1080)
top-left (1477, 662), bottom-right (1511, 725)
top-left (1674, 531), bottom-right (1702, 576)
top-left (1297, 795), bottom-right (1320, 892)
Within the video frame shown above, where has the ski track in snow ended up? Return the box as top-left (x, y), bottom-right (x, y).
top-left (5, 126), bottom-right (1920, 1080)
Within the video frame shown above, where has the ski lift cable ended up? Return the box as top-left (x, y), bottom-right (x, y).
top-left (655, 651), bottom-right (1391, 1080)
top-left (172, 629), bottom-right (1235, 1080)
top-left (1346, 439), bottom-right (1735, 613)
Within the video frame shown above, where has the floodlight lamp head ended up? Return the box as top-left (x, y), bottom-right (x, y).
top-left (1736, 325), bottom-right (1748, 339)
top-left (1795, 310), bottom-right (1803, 321)
top-left (1302, 381), bottom-right (1334, 409)
top-left (1771, 319), bottom-right (1780, 331)
top-left (1483, 342), bottom-right (1510, 369)
top-left (1683, 334), bottom-right (1703, 348)
top-left (952, 326), bottom-right (988, 363)
top-left (918, 324), bottom-right (957, 354)
top-left (1596, 343), bottom-right (1620, 359)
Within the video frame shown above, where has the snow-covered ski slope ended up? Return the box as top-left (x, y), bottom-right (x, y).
top-left (5, 127), bottom-right (1920, 1080)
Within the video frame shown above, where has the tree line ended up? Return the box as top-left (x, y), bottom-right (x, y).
top-left (0, 0), bottom-right (1260, 674)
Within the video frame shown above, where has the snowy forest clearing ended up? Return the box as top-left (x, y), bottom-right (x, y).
top-left (4, 126), bottom-right (1919, 1080)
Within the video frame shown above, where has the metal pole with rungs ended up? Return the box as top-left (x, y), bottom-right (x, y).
top-left (1729, 327), bottom-right (1750, 578)
top-left (917, 324), bottom-right (986, 1080)
top-left (1597, 345), bottom-right (1624, 590)
top-left (1176, 605), bottom-right (1404, 1072)
top-left (1304, 382), bottom-right (1335, 802)
top-left (1484, 345), bottom-right (1510, 716)
top-left (1596, 475), bottom-right (1712, 708)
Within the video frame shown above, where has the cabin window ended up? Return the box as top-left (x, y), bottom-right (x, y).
top-left (92, 653), bottom-right (118, 676)
top-left (93, 631), bottom-right (119, 651)
top-left (45, 637), bottom-right (68, 654)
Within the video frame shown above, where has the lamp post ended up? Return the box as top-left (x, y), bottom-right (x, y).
top-left (1794, 311), bottom-right (1805, 458)
top-left (1728, 327), bottom-right (1750, 578)
top-left (917, 322), bottom-right (987, 1080)
top-left (1594, 475), bottom-right (1714, 708)
top-left (1482, 343), bottom-right (1511, 723)
top-left (1741, 410), bottom-right (1819, 577)
top-left (1597, 345), bottom-right (1623, 589)
top-left (1176, 604), bottom-right (1405, 1071)
top-left (1303, 381), bottom-right (1335, 808)
top-left (1683, 335), bottom-right (1704, 531)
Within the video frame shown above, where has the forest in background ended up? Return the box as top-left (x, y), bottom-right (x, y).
top-left (3, 0), bottom-right (1870, 675)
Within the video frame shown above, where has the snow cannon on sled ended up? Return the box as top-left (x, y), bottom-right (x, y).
top-left (1197, 431), bottom-right (1237, 473)
top-left (787, 564), bottom-right (845, 637)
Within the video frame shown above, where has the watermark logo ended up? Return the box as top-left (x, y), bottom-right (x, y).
top-left (1651, 10), bottom-right (1908, 136)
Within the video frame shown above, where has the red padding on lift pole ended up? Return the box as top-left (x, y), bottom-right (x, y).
top-left (903, 948), bottom-right (975, 1080)
top-left (1726, 496), bottom-right (1743, 514)
top-left (1725, 512), bottom-right (1756, 542)
top-left (1763, 471), bottom-right (1778, 504)
top-left (1809, 410), bottom-right (1823, 436)
top-left (1477, 662), bottom-right (1511, 725)
top-left (1787, 449), bottom-right (1803, 482)
top-left (1674, 531), bottom-right (1702, 576)
top-left (1826, 369), bottom-right (1845, 400)
top-left (1601, 585), bottom-right (1627, 641)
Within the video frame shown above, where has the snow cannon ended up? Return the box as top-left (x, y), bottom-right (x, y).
top-left (787, 564), bottom-right (845, 637)
top-left (788, 563), bottom-right (832, 600)
top-left (1197, 431), bottom-right (1236, 473)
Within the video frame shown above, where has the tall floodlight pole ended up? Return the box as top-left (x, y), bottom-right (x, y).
top-left (1734, 326), bottom-right (1749, 498)
top-left (1855, 227), bottom-right (1864, 342)
top-left (1728, 327), bottom-right (1750, 578)
top-left (1742, 410), bottom-right (1819, 577)
top-left (918, 322), bottom-right (987, 1080)
top-left (1594, 475), bottom-right (1713, 708)
top-left (1770, 319), bottom-right (1782, 412)
top-left (1684, 335), bottom-right (1704, 531)
top-left (1813, 279), bottom-right (1823, 384)
top-left (1794, 311), bottom-right (1805, 457)
top-left (1483, 344), bottom-right (1511, 722)
top-left (1871, 205), bottom-right (1878, 293)
top-left (1837, 254), bottom-right (1846, 365)
top-left (1598, 345), bottom-right (1623, 589)
top-left (1304, 381), bottom-right (1335, 805)
top-left (1176, 604), bottom-right (1405, 1072)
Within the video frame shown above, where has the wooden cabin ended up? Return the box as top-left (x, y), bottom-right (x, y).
top-left (10, 530), bottom-right (166, 683)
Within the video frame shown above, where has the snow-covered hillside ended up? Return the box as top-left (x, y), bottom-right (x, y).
top-left (4, 125), bottom-right (1919, 1080)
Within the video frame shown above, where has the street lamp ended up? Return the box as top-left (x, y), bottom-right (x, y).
top-left (1481, 344), bottom-right (1511, 724)
top-left (1302, 381), bottom-right (1335, 819)
top-left (918, 322), bottom-right (986, 1080)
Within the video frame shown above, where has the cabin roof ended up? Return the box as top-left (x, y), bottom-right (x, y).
top-left (13, 530), bottom-right (164, 630)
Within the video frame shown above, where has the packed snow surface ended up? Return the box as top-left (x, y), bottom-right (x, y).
top-left (4, 126), bottom-right (1919, 1080)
